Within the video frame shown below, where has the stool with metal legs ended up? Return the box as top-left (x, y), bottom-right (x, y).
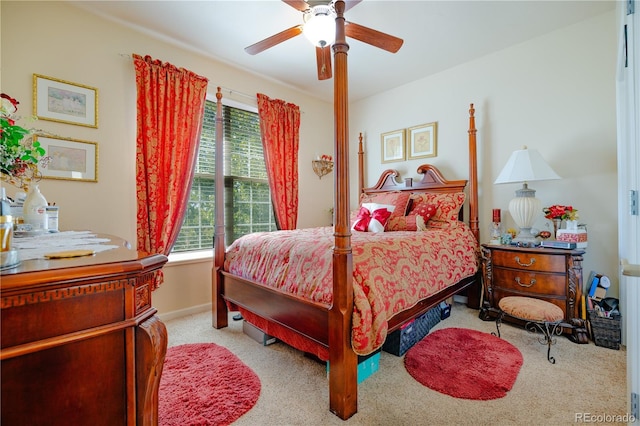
top-left (493, 296), bottom-right (565, 364)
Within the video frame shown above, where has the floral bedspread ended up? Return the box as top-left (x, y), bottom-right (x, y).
top-left (224, 224), bottom-right (478, 355)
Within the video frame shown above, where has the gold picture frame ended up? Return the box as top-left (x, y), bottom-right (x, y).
top-left (33, 74), bottom-right (98, 128)
top-left (36, 135), bottom-right (98, 182)
top-left (407, 122), bottom-right (437, 159)
top-left (381, 129), bottom-right (406, 163)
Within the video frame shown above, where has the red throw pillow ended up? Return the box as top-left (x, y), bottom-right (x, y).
top-left (409, 192), bottom-right (465, 223)
top-left (414, 204), bottom-right (438, 231)
top-left (359, 192), bottom-right (411, 231)
top-left (351, 203), bottom-right (395, 233)
top-left (387, 203), bottom-right (437, 231)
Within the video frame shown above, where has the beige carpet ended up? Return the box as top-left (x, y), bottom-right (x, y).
top-left (164, 303), bottom-right (627, 425)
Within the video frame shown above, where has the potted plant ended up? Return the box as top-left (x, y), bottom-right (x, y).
top-left (0, 93), bottom-right (48, 191)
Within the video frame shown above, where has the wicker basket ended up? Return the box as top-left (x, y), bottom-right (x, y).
top-left (587, 309), bottom-right (621, 350)
top-left (382, 304), bottom-right (443, 356)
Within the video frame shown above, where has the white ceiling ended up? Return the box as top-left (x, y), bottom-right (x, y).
top-left (70, 0), bottom-right (615, 103)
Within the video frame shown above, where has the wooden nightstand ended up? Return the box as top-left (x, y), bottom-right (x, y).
top-left (479, 243), bottom-right (589, 344)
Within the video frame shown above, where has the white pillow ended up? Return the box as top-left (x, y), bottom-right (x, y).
top-left (351, 203), bottom-right (395, 233)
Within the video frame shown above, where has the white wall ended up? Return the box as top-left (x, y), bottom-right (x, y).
top-left (1, 1), bottom-right (334, 315)
top-left (351, 11), bottom-right (618, 297)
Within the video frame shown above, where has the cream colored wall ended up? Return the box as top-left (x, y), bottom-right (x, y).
top-left (351, 11), bottom-right (619, 297)
top-left (1, 1), bottom-right (334, 315)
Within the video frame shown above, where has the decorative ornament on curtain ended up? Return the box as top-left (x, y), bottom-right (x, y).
top-left (256, 93), bottom-right (301, 230)
top-left (133, 54), bottom-right (209, 290)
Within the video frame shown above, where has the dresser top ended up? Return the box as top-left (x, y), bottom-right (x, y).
top-left (481, 243), bottom-right (585, 256)
top-left (1, 232), bottom-right (167, 290)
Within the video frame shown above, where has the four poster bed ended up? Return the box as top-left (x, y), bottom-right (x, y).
top-left (212, 2), bottom-right (480, 420)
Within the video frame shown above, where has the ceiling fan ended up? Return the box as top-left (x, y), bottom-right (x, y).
top-left (244, 0), bottom-right (403, 80)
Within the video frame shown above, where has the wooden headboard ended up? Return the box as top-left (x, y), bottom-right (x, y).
top-left (362, 165), bottom-right (467, 195)
top-left (360, 165), bottom-right (468, 223)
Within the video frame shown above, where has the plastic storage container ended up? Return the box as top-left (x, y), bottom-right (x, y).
top-left (23, 185), bottom-right (48, 232)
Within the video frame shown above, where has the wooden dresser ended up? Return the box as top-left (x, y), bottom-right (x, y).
top-left (479, 244), bottom-right (589, 344)
top-left (0, 235), bottom-right (168, 425)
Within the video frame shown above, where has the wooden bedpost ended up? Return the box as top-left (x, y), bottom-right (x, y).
top-left (212, 87), bottom-right (228, 329)
top-left (468, 104), bottom-right (479, 242)
top-left (466, 103), bottom-right (482, 310)
top-left (329, 0), bottom-right (358, 420)
top-left (358, 132), bottom-right (364, 197)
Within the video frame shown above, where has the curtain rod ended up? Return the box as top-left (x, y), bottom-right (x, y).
top-left (120, 53), bottom-right (302, 112)
top-left (219, 86), bottom-right (255, 101)
top-left (120, 54), bottom-right (256, 101)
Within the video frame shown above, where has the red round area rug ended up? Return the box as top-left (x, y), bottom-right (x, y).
top-left (159, 343), bottom-right (261, 426)
top-left (404, 327), bottom-right (523, 400)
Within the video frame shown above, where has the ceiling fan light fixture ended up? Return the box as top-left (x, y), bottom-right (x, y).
top-left (303, 5), bottom-right (336, 47)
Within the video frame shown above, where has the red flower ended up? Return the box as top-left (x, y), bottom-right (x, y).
top-left (0, 93), bottom-right (19, 109)
top-left (543, 204), bottom-right (578, 221)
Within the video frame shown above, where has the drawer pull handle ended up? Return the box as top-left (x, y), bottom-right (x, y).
top-left (515, 277), bottom-right (536, 287)
top-left (514, 256), bottom-right (535, 267)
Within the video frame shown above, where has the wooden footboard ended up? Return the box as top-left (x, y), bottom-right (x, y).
top-left (218, 269), bottom-right (478, 354)
top-left (222, 271), bottom-right (330, 349)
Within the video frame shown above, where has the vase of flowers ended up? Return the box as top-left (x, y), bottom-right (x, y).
top-left (543, 204), bottom-right (579, 239)
top-left (1, 93), bottom-right (48, 191)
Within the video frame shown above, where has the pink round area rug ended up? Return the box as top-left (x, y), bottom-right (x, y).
top-left (159, 343), bottom-right (261, 426)
top-left (404, 327), bottom-right (523, 400)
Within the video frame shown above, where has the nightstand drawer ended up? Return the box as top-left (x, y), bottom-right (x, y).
top-left (493, 268), bottom-right (567, 296)
top-left (492, 250), bottom-right (566, 273)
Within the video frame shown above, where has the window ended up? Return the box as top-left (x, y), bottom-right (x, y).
top-left (171, 98), bottom-right (277, 253)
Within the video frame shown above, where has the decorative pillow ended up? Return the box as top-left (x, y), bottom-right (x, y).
top-left (387, 203), bottom-right (437, 231)
top-left (414, 203), bottom-right (438, 231)
top-left (351, 203), bottom-right (395, 233)
top-left (409, 192), bottom-right (465, 223)
top-left (359, 191), bottom-right (411, 230)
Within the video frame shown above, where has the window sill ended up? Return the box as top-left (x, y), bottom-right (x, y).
top-left (167, 249), bottom-right (213, 267)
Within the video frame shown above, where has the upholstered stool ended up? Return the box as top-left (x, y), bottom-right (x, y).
top-left (494, 296), bottom-right (565, 364)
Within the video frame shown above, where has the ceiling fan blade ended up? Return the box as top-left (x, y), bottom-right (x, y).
top-left (245, 25), bottom-right (304, 55)
top-left (282, 0), bottom-right (310, 12)
top-left (315, 45), bottom-right (332, 80)
top-left (344, 0), bottom-right (362, 12)
top-left (345, 21), bottom-right (403, 53)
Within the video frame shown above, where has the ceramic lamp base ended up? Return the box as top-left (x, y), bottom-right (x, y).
top-left (512, 227), bottom-right (540, 247)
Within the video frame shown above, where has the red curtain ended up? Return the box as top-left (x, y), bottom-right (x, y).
top-left (133, 54), bottom-right (208, 289)
top-left (257, 93), bottom-right (301, 230)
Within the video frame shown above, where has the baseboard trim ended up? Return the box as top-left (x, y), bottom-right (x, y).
top-left (158, 303), bottom-right (212, 322)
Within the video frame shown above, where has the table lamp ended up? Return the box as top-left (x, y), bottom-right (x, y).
top-left (494, 146), bottom-right (560, 245)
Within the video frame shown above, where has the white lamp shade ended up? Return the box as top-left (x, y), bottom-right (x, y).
top-left (494, 148), bottom-right (560, 184)
top-left (494, 147), bottom-right (560, 244)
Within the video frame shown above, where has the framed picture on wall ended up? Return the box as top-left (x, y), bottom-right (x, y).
top-left (36, 135), bottom-right (98, 182)
top-left (381, 129), bottom-right (405, 163)
top-left (407, 122), bottom-right (437, 159)
top-left (33, 74), bottom-right (98, 128)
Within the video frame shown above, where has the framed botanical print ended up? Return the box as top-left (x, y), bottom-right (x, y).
top-left (381, 129), bottom-right (405, 163)
top-left (407, 122), bottom-right (437, 159)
